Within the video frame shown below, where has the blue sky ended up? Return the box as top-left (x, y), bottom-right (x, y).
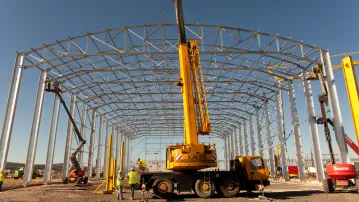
top-left (0, 0), bottom-right (358, 167)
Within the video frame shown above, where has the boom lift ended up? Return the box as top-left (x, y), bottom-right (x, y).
top-left (139, 0), bottom-right (270, 199)
top-left (307, 63), bottom-right (359, 193)
top-left (45, 81), bottom-right (88, 185)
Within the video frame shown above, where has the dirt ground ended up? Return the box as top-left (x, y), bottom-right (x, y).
top-left (1, 179), bottom-right (359, 202)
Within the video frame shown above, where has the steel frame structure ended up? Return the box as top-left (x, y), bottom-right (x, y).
top-left (0, 24), bottom-right (348, 185)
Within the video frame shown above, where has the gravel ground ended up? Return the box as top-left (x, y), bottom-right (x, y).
top-left (1, 180), bottom-right (359, 202)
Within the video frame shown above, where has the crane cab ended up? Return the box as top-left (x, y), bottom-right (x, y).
top-left (231, 156), bottom-right (270, 182)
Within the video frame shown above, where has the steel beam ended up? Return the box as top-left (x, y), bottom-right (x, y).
top-left (275, 91), bottom-right (289, 181)
top-left (302, 69), bottom-right (325, 181)
top-left (321, 51), bottom-right (350, 164)
top-left (238, 123), bottom-right (243, 156)
top-left (116, 126), bottom-right (121, 172)
top-left (96, 115), bottom-right (104, 179)
top-left (256, 108), bottom-right (263, 156)
top-left (111, 123), bottom-right (117, 158)
top-left (88, 109), bottom-right (96, 178)
top-left (103, 120), bottom-right (110, 175)
top-left (287, 80), bottom-right (305, 180)
top-left (23, 70), bottom-right (47, 186)
top-left (234, 127), bottom-right (238, 156)
top-left (265, 101), bottom-right (275, 176)
top-left (62, 94), bottom-right (76, 182)
top-left (78, 104), bottom-right (88, 168)
top-left (0, 54), bottom-right (24, 171)
top-left (249, 114), bottom-right (256, 155)
top-left (224, 137), bottom-right (228, 170)
top-left (243, 121), bottom-right (249, 156)
top-left (44, 92), bottom-right (61, 184)
top-left (126, 137), bottom-right (130, 171)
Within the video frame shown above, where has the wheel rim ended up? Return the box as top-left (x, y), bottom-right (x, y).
top-left (200, 182), bottom-right (210, 193)
top-left (226, 182), bottom-right (235, 191)
top-left (158, 182), bottom-right (169, 193)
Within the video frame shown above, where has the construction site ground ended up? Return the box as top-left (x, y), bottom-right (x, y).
top-left (1, 178), bottom-right (359, 202)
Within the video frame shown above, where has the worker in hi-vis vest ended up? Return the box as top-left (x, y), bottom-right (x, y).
top-left (137, 158), bottom-right (148, 172)
top-left (126, 167), bottom-right (137, 200)
top-left (0, 171), bottom-right (4, 190)
top-left (116, 170), bottom-right (124, 200)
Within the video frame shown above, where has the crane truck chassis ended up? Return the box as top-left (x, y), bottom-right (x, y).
top-left (140, 155), bottom-right (270, 199)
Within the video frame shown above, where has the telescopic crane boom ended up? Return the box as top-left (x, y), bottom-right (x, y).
top-left (166, 0), bottom-right (216, 171)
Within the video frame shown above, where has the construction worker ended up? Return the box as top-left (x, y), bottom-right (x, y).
top-left (0, 171), bottom-right (4, 190)
top-left (116, 170), bottom-right (124, 200)
top-left (45, 78), bottom-right (52, 90)
top-left (137, 158), bottom-right (148, 173)
top-left (127, 167), bottom-right (137, 200)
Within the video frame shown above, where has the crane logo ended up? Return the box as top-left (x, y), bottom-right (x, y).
top-left (333, 166), bottom-right (349, 171)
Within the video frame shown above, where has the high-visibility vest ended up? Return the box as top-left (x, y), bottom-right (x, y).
top-left (128, 171), bottom-right (137, 185)
top-left (116, 174), bottom-right (124, 186)
top-left (0, 173), bottom-right (4, 182)
top-left (140, 160), bottom-right (148, 168)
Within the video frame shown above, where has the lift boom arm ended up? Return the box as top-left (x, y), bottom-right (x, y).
top-left (46, 88), bottom-right (86, 173)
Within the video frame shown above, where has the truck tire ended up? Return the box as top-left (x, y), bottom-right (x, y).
top-left (323, 178), bottom-right (334, 193)
top-left (195, 179), bottom-right (215, 199)
top-left (77, 177), bottom-right (83, 184)
top-left (83, 177), bottom-right (89, 184)
top-left (152, 178), bottom-right (174, 199)
top-left (219, 180), bottom-right (240, 198)
top-left (63, 177), bottom-right (69, 184)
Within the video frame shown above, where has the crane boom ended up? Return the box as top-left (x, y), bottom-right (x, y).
top-left (167, 0), bottom-right (216, 171)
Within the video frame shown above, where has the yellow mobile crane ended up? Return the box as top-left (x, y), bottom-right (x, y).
top-left (140, 0), bottom-right (270, 199)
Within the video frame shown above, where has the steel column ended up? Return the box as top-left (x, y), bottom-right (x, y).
top-left (103, 120), bottom-right (110, 175)
top-left (44, 93), bottom-right (60, 184)
top-left (265, 101), bottom-right (275, 176)
top-left (111, 124), bottom-right (117, 158)
top-left (116, 127), bottom-right (121, 172)
top-left (23, 70), bottom-right (47, 186)
top-left (126, 137), bottom-right (130, 171)
top-left (234, 127), bottom-right (238, 156)
top-left (88, 109), bottom-right (96, 178)
top-left (275, 91), bottom-right (289, 181)
top-left (287, 80), bottom-right (305, 180)
top-left (78, 104), bottom-right (88, 168)
top-left (230, 129), bottom-right (235, 158)
top-left (256, 108), bottom-right (263, 156)
top-left (302, 69), bottom-right (325, 181)
top-left (224, 137), bottom-right (228, 170)
top-left (243, 121), bottom-right (249, 156)
top-left (249, 115), bottom-right (256, 155)
top-left (96, 115), bottom-right (104, 179)
top-left (238, 123), bottom-right (243, 156)
top-left (0, 54), bottom-right (24, 171)
top-left (62, 94), bottom-right (76, 182)
top-left (321, 51), bottom-right (350, 163)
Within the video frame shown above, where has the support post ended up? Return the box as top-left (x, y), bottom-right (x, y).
top-left (88, 109), bottom-right (97, 178)
top-left (238, 123), bottom-right (243, 156)
top-left (234, 127), bottom-right (238, 156)
top-left (111, 124), bottom-right (117, 158)
top-left (249, 114), bottom-right (256, 155)
top-left (256, 108), bottom-right (264, 156)
top-left (302, 69), bottom-right (325, 181)
top-left (275, 91), bottom-right (289, 181)
top-left (23, 70), bottom-right (47, 186)
top-left (287, 80), bottom-right (306, 180)
top-left (265, 101), bottom-right (275, 176)
top-left (126, 137), bottom-right (130, 171)
top-left (0, 54), bottom-right (24, 171)
top-left (103, 120), bottom-right (110, 177)
top-left (62, 94), bottom-right (76, 182)
top-left (44, 92), bottom-right (60, 184)
top-left (116, 127), bottom-right (122, 172)
top-left (243, 121), bottom-right (249, 156)
top-left (78, 104), bottom-right (88, 168)
top-left (96, 115), bottom-right (104, 179)
top-left (230, 129), bottom-right (235, 158)
top-left (224, 136), bottom-right (228, 170)
top-left (321, 51), bottom-right (350, 163)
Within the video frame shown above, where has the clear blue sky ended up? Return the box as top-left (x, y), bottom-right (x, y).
top-left (0, 0), bottom-right (358, 167)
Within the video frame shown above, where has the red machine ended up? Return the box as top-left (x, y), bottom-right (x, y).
top-left (308, 65), bottom-right (359, 193)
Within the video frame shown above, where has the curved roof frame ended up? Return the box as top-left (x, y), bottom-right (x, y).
top-left (20, 24), bottom-right (323, 139)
